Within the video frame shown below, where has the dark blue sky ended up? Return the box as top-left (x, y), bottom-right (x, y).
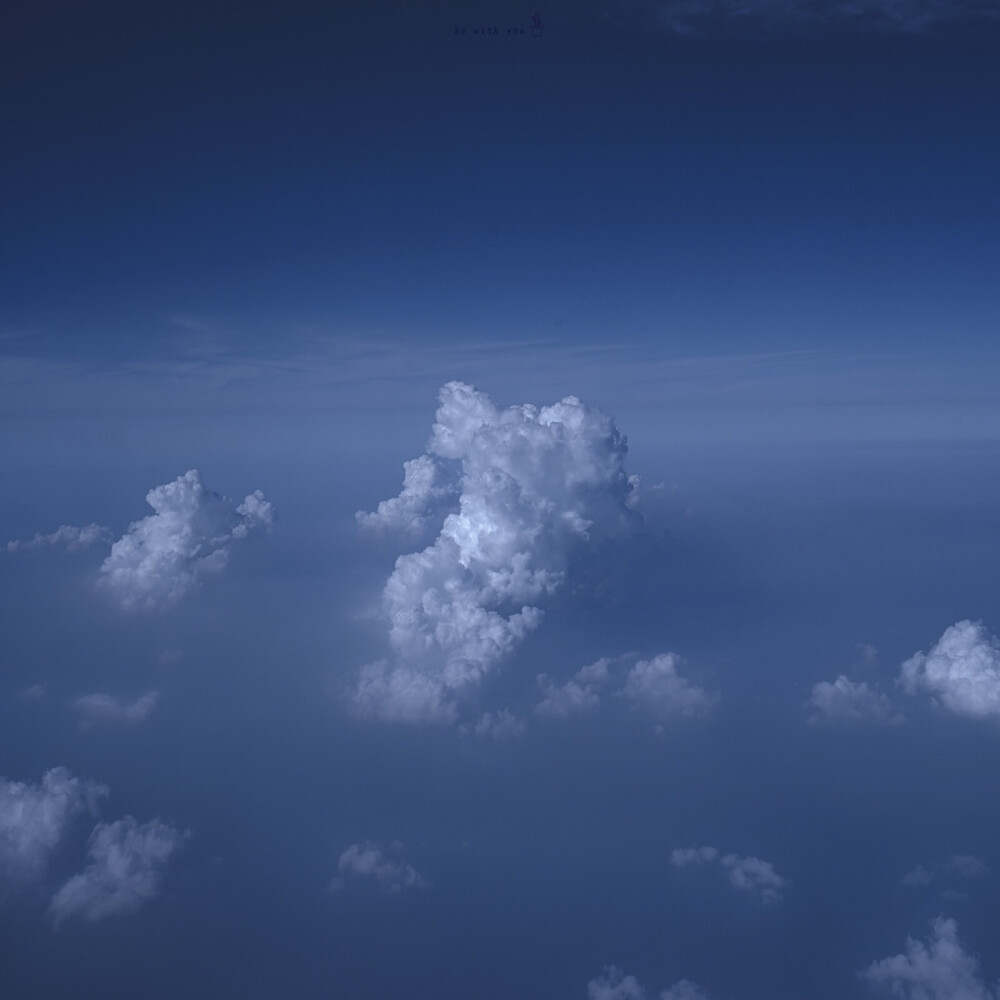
top-left (2, 3), bottom-right (1000, 999)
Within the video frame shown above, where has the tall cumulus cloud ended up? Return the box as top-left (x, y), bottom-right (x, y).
top-left (99, 469), bottom-right (273, 611)
top-left (353, 382), bottom-right (638, 724)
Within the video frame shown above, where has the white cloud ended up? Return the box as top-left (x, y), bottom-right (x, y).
top-left (900, 620), bottom-right (1000, 720)
top-left (99, 469), bottom-right (274, 611)
top-left (535, 658), bottom-right (613, 719)
top-left (331, 842), bottom-right (427, 893)
top-left (587, 967), bottom-right (710, 1000)
top-left (6, 523), bottom-right (112, 553)
top-left (0, 768), bottom-right (107, 888)
top-left (623, 654), bottom-right (717, 720)
top-left (902, 855), bottom-right (990, 888)
top-left (353, 382), bottom-right (638, 724)
top-left (671, 845), bottom-right (788, 903)
top-left (73, 691), bottom-right (160, 727)
top-left (861, 917), bottom-right (999, 999)
top-left (49, 816), bottom-right (188, 924)
top-left (661, 982), bottom-right (711, 1000)
top-left (807, 675), bottom-right (903, 726)
top-left (462, 709), bottom-right (525, 741)
top-left (588, 967), bottom-right (648, 1000)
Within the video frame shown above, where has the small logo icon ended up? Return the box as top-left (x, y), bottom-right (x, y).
top-left (530, 12), bottom-right (543, 37)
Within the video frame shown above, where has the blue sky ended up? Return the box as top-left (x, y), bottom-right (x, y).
top-left (2, 2), bottom-right (1000, 998)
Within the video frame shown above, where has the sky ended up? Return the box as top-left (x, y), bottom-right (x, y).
top-left (2, 1), bottom-right (1000, 998)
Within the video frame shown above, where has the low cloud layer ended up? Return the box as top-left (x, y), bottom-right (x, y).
top-left (354, 382), bottom-right (638, 724)
top-left (900, 620), bottom-right (1000, 720)
top-left (587, 966), bottom-right (710, 1000)
top-left (0, 768), bottom-right (107, 888)
top-left (74, 691), bottom-right (160, 727)
top-left (671, 846), bottom-right (788, 903)
top-left (99, 469), bottom-right (273, 611)
top-left (331, 842), bottom-right (427, 893)
top-left (861, 918), bottom-right (999, 999)
top-left (807, 675), bottom-right (903, 726)
top-left (49, 817), bottom-right (188, 924)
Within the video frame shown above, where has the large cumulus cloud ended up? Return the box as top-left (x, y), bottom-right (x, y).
top-left (900, 620), bottom-right (1000, 720)
top-left (99, 469), bottom-right (273, 611)
top-left (354, 382), bottom-right (639, 724)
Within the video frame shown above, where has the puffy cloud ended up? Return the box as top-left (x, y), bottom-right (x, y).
top-left (0, 768), bottom-right (107, 888)
top-left (588, 967), bottom-right (647, 1000)
top-left (73, 691), bottom-right (160, 727)
top-left (99, 470), bottom-right (274, 611)
top-left (535, 658), bottom-right (613, 719)
top-left (587, 967), bottom-right (710, 1000)
top-left (902, 855), bottom-right (990, 888)
top-left (671, 845), bottom-right (788, 903)
top-left (623, 654), bottom-right (717, 720)
top-left (861, 918), bottom-right (999, 999)
top-left (900, 621), bottom-right (1000, 721)
top-left (5, 523), bottom-right (112, 553)
top-left (354, 382), bottom-right (638, 724)
top-left (49, 816), bottom-right (188, 924)
top-left (330, 842), bottom-right (427, 893)
top-left (807, 675), bottom-right (903, 726)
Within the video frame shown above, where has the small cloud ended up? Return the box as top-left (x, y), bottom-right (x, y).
top-left (6, 523), bottom-right (111, 554)
top-left (586, 967), bottom-right (710, 1000)
top-left (49, 816), bottom-right (188, 924)
top-left (461, 709), bottom-right (525, 741)
top-left (0, 768), bottom-right (108, 888)
top-left (860, 917), bottom-right (999, 999)
top-left (330, 842), bottom-right (427, 893)
top-left (807, 675), bottom-right (903, 726)
top-left (99, 470), bottom-right (274, 612)
top-left (902, 854), bottom-right (990, 888)
top-left (73, 691), bottom-right (160, 728)
top-left (672, 845), bottom-right (788, 903)
top-left (623, 654), bottom-right (717, 720)
top-left (158, 649), bottom-right (184, 666)
top-left (900, 620), bottom-right (1000, 721)
top-left (535, 658), bottom-right (613, 719)
top-left (857, 643), bottom-right (879, 667)
top-left (18, 683), bottom-right (49, 702)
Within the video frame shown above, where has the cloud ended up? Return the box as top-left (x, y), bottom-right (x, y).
top-left (330, 842), bottom-right (427, 893)
top-left (0, 768), bottom-right (107, 889)
top-left (671, 845), bottom-right (788, 903)
top-left (588, 967), bottom-right (648, 1000)
top-left (73, 691), bottom-right (160, 728)
top-left (587, 967), bottom-right (710, 1000)
top-left (902, 855), bottom-right (990, 888)
top-left (49, 816), bottom-right (188, 924)
top-left (807, 675), bottom-right (903, 726)
top-left (98, 469), bottom-right (274, 611)
top-left (900, 621), bottom-right (1000, 720)
top-left (861, 917), bottom-right (999, 999)
top-left (535, 658), bottom-right (613, 719)
top-left (461, 709), bottom-right (525, 741)
top-left (623, 654), bottom-right (718, 720)
top-left (353, 382), bottom-right (638, 724)
top-left (6, 523), bottom-right (112, 553)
